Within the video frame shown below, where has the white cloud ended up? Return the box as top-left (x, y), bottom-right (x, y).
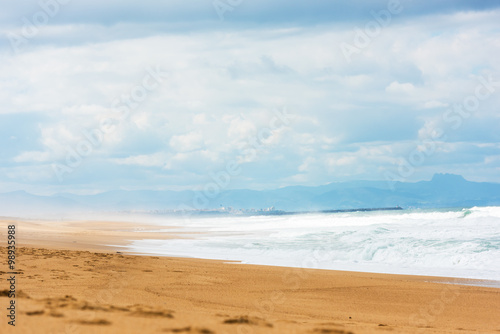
top-left (169, 132), bottom-right (204, 152)
top-left (4, 165), bottom-right (54, 182)
top-left (423, 100), bottom-right (448, 109)
top-left (298, 157), bottom-right (316, 172)
top-left (2, 8), bottom-right (500, 190)
top-left (226, 116), bottom-right (257, 141)
top-left (111, 152), bottom-right (167, 167)
top-left (385, 81), bottom-right (416, 94)
top-left (13, 151), bottom-right (51, 163)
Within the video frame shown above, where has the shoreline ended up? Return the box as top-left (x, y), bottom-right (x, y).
top-left (4, 217), bottom-right (500, 286)
top-left (1, 219), bottom-right (500, 333)
top-left (119, 249), bottom-right (500, 289)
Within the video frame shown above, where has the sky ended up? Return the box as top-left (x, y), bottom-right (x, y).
top-left (1, 0), bottom-right (500, 195)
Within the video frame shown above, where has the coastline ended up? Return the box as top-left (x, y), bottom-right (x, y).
top-left (1, 219), bottom-right (499, 333)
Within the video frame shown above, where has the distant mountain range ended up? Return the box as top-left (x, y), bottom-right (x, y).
top-left (1, 173), bottom-right (500, 217)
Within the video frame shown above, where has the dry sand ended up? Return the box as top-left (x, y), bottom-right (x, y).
top-left (1, 218), bottom-right (499, 333)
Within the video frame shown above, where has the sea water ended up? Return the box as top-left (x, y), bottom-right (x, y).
top-left (123, 206), bottom-right (500, 282)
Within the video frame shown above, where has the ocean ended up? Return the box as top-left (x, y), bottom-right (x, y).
top-left (120, 206), bottom-right (500, 283)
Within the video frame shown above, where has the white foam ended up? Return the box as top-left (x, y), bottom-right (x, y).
top-left (123, 207), bottom-right (500, 281)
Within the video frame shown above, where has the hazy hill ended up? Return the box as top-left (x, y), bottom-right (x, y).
top-left (1, 173), bottom-right (500, 217)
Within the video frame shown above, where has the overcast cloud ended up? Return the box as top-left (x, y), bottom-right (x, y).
top-left (1, 1), bottom-right (500, 195)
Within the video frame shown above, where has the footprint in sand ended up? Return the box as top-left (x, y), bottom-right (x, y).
top-left (25, 310), bottom-right (44, 316)
top-left (0, 290), bottom-right (30, 298)
top-left (313, 329), bottom-right (355, 334)
top-left (74, 319), bottom-right (111, 326)
top-left (162, 327), bottom-right (213, 334)
top-left (223, 316), bottom-right (273, 328)
top-left (130, 306), bottom-right (174, 318)
top-left (49, 312), bottom-right (64, 318)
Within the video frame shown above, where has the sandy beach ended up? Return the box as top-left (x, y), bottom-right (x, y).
top-left (1, 218), bottom-right (499, 334)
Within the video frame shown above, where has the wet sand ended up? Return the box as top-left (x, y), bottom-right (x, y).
top-left (1, 218), bottom-right (499, 333)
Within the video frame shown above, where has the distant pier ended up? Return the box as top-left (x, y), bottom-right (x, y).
top-left (319, 206), bottom-right (403, 214)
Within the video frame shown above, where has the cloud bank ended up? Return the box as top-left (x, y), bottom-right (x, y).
top-left (1, 1), bottom-right (500, 194)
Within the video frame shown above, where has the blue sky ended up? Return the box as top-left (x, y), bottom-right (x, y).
top-left (1, 1), bottom-right (500, 195)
